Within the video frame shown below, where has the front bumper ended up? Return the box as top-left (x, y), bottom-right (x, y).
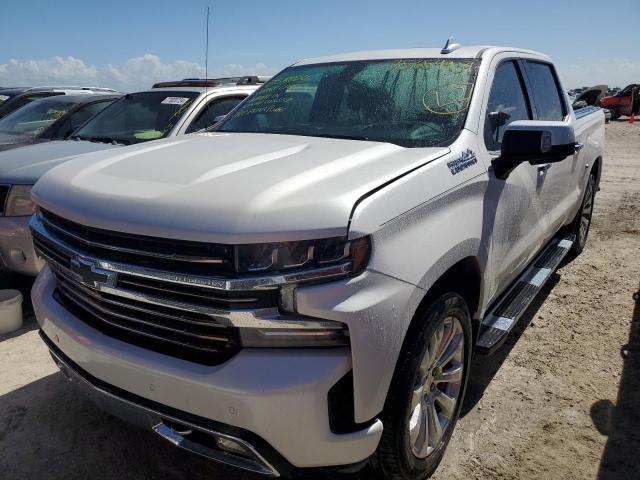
top-left (0, 215), bottom-right (43, 275)
top-left (32, 266), bottom-right (384, 471)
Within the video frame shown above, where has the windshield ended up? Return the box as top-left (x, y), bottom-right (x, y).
top-left (72, 91), bottom-right (199, 145)
top-left (219, 59), bottom-right (479, 147)
top-left (0, 98), bottom-right (71, 137)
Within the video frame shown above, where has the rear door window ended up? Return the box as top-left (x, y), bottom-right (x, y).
top-left (525, 61), bottom-right (566, 121)
top-left (484, 60), bottom-right (532, 151)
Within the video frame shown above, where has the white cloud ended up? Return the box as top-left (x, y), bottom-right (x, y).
top-left (557, 58), bottom-right (640, 89)
top-left (2, 53), bottom-right (636, 93)
top-left (0, 54), bottom-right (279, 92)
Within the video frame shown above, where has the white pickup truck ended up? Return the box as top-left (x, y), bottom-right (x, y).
top-left (30, 42), bottom-right (604, 479)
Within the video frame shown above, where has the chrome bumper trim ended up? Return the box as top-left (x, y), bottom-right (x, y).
top-left (45, 332), bottom-right (280, 477)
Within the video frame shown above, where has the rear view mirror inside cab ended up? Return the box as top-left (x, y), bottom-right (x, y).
top-left (492, 120), bottom-right (577, 179)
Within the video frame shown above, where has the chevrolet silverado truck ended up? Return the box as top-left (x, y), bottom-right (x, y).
top-left (30, 42), bottom-right (604, 479)
top-left (0, 77), bottom-right (266, 276)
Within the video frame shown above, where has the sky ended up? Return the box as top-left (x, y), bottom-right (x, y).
top-left (0, 0), bottom-right (637, 92)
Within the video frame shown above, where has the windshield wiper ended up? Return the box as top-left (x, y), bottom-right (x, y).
top-left (308, 133), bottom-right (374, 142)
top-left (71, 135), bottom-right (90, 141)
top-left (83, 136), bottom-right (132, 146)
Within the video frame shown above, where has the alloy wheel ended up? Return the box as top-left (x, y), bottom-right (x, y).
top-left (408, 316), bottom-right (465, 459)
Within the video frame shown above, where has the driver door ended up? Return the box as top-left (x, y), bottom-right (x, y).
top-left (481, 58), bottom-right (548, 300)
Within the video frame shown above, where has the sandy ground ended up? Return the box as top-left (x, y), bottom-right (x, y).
top-left (0, 121), bottom-right (638, 480)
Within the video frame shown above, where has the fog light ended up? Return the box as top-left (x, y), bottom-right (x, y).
top-left (216, 436), bottom-right (251, 456)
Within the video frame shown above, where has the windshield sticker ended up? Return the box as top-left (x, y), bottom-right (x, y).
top-left (0, 95), bottom-right (9, 102)
top-left (161, 97), bottom-right (190, 105)
top-left (447, 149), bottom-right (477, 175)
top-left (47, 109), bottom-right (67, 120)
top-left (134, 130), bottom-right (163, 140)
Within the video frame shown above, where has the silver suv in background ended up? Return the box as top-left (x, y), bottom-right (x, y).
top-left (0, 77), bottom-right (265, 276)
top-left (0, 93), bottom-right (121, 152)
top-left (0, 86), bottom-right (119, 120)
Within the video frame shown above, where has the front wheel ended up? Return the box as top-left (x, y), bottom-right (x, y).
top-left (371, 293), bottom-right (472, 480)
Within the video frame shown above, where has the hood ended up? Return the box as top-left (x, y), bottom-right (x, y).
top-left (33, 133), bottom-right (449, 244)
top-left (0, 140), bottom-right (121, 184)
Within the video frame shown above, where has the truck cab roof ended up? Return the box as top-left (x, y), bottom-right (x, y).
top-left (294, 45), bottom-right (550, 65)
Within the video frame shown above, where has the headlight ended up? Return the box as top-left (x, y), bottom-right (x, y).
top-left (4, 185), bottom-right (36, 217)
top-left (235, 236), bottom-right (371, 275)
top-left (233, 236), bottom-right (370, 348)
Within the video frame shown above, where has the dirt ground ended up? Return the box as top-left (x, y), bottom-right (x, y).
top-left (0, 121), bottom-right (638, 480)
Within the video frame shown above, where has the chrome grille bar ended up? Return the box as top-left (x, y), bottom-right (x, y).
top-left (55, 287), bottom-right (231, 354)
top-left (56, 280), bottom-right (232, 343)
top-left (40, 211), bottom-right (227, 265)
top-left (54, 270), bottom-right (229, 330)
top-left (31, 213), bottom-right (352, 292)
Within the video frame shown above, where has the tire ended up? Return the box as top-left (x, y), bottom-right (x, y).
top-left (371, 293), bottom-right (473, 480)
top-left (608, 107), bottom-right (620, 120)
top-left (570, 173), bottom-right (596, 256)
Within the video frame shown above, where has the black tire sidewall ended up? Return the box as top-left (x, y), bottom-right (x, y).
top-left (572, 174), bottom-right (596, 254)
top-left (374, 293), bottom-right (473, 480)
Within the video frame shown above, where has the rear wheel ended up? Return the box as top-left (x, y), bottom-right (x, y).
top-left (371, 293), bottom-right (472, 480)
top-left (570, 173), bottom-right (596, 256)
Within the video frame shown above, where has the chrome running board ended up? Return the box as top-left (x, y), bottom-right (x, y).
top-left (476, 234), bottom-right (575, 355)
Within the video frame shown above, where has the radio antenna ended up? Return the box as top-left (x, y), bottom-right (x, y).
top-left (204, 5), bottom-right (211, 129)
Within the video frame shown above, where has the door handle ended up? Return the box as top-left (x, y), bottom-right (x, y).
top-left (575, 143), bottom-right (585, 153)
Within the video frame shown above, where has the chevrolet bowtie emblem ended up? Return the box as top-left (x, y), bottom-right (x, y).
top-left (70, 257), bottom-right (117, 289)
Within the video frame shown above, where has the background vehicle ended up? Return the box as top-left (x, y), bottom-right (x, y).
top-left (0, 86), bottom-right (118, 120)
top-left (600, 83), bottom-right (639, 119)
top-left (30, 45), bottom-right (604, 479)
top-left (0, 94), bottom-right (120, 152)
top-left (572, 84), bottom-right (608, 109)
top-left (0, 77), bottom-right (264, 276)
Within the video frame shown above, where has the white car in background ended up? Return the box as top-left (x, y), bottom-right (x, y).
top-left (0, 76), bottom-right (266, 275)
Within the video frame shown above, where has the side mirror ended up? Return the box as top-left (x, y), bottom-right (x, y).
top-left (492, 121), bottom-right (576, 180)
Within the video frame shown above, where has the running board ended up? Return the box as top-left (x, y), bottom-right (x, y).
top-left (476, 234), bottom-right (575, 355)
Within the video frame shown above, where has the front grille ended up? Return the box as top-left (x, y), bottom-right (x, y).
top-left (32, 209), bottom-right (280, 365)
top-left (39, 209), bottom-right (236, 276)
top-left (0, 185), bottom-right (10, 215)
top-left (52, 270), bottom-right (240, 365)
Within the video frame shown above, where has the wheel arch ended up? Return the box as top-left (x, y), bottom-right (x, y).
top-left (379, 256), bottom-right (482, 423)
